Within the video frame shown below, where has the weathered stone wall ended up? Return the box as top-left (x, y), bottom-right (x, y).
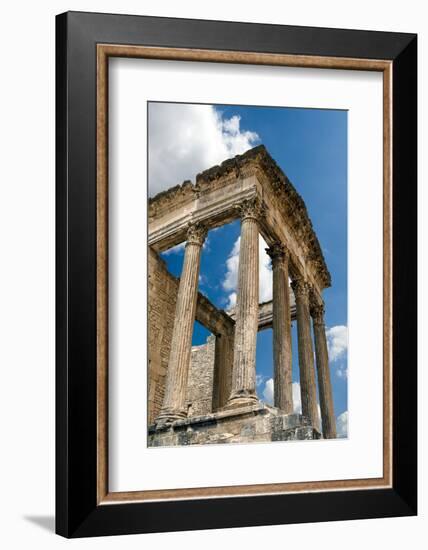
top-left (148, 404), bottom-right (320, 447)
top-left (186, 336), bottom-right (216, 417)
top-left (212, 331), bottom-right (234, 411)
top-left (148, 248), bottom-right (179, 424)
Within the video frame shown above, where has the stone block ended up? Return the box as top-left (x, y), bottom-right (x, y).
top-left (148, 403), bottom-right (320, 447)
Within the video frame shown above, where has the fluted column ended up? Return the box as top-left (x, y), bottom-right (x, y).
top-left (312, 303), bottom-right (336, 438)
top-left (266, 243), bottom-right (293, 413)
top-left (156, 223), bottom-right (207, 424)
top-left (291, 278), bottom-right (319, 429)
top-left (226, 197), bottom-right (263, 409)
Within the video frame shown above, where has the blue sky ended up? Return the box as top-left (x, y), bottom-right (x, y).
top-left (149, 102), bottom-right (348, 435)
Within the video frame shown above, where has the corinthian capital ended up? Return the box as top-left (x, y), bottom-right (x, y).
top-left (311, 303), bottom-right (325, 326)
top-left (291, 278), bottom-right (311, 300)
top-left (237, 197), bottom-right (265, 222)
top-left (266, 242), bottom-right (288, 266)
top-left (186, 222), bottom-right (208, 246)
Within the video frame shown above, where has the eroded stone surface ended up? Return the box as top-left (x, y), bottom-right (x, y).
top-left (186, 337), bottom-right (216, 417)
top-left (148, 404), bottom-right (321, 447)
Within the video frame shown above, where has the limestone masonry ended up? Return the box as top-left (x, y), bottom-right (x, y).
top-left (148, 145), bottom-right (336, 446)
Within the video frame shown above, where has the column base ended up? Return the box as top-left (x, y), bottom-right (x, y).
top-left (223, 390), bottom-right (259, 411)
top-left (155, 407), bottom-right (187, 427)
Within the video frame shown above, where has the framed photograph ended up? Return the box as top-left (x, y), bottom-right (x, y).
top-left (56, 11), bottom-right (417, 537)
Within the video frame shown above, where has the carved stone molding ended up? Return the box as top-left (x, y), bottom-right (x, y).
top-left (266, 242), bottom-right (289, 266)
top-left (186, 222), bottom-right (208, 246)
top-left (311, 303), bottom-right (325, 326)
top-left (291, 278), bottom-right (311, 300)
top-left (148, 180), bottom-right (195, 219)
top-left (236, 197), bottom-right (265, 222)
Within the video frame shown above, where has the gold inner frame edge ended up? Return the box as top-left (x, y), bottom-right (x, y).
top-left (96, 44), bottom-right (393, 504)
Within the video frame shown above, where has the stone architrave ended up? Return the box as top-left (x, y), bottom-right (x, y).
top-left (226, 197), bottom-right (264, 409)
top-left (291, 278), bottom-right (319, 429)
top-left (311, 303), bottom-right (337, 438)
top-left (266, 243), bottom-right (293, 413)
top-left (155, 222), bottom-right (207, 424)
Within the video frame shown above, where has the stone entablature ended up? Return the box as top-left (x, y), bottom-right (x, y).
top-left (196, 293), bottom-right (234, 337)
top-left (228, 297), bottom-right (297, 331)
top-left (149, 145), bottom-right (330, 299)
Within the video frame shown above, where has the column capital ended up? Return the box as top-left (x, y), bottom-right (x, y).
top-left (266, 242), bottom-right (289, 266)
top-left (236, 196), bottom-right (265, 222)
top-left (311, 303), bottom-right (325, 326)
top-left (186, 222), bottom-right (208, 247)
top-left (291, 278), bottom-right (311, 300)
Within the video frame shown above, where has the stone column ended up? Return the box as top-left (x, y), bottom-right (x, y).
top-left (291, 278), bottom-right (319, 429)
top-left (266, 243), bottom-right (293, 413)
top-left (226, 197), bottom-right (263, 409)
top-left (311, 303), bottom-right (336, 438)
top-left (212, 331), bottom-right (233, 412)
top-left (156, 223), bottom-right (207, 424)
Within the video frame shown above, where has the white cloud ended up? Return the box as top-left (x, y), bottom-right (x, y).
top-left (161, 241), bottom-right (185, 255)
top-left (148, 104), bottom-right (259, 196)
top-left (326, 325), bottom-right (348, 362)
top-left (336, 410), bottom-right (348, 438)
top-left (259, 237), bottom-right (273, 303)
top-left (262, 378), bottom-right (274, 404)
top-left (225, 292), bottom-right (237, 309)
top-left (162, 234), bottom-right (210, 257)
top-left (223, 235), bottom-right (272, 309)
top-left (292, 381), bottom-right (321, 423)
top-left (202, 236), bottom-right (210, 252)
top-left (256, 374), bottom-right (266, 388)
top-left (336, 364), bottom-right (348, 379)
top-left (292, 381), bottom-right (302, 414)
top-left (223, 237), bottom-right (241, 294)
top-left (198, 273), bottom-right (209, 288)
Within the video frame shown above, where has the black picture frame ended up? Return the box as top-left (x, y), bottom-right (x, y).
top-left (56, 11), bottom-right (417, 538)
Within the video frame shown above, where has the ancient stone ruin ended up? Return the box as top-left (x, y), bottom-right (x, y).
top-left (148, 145), bottom-right (336, 446)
